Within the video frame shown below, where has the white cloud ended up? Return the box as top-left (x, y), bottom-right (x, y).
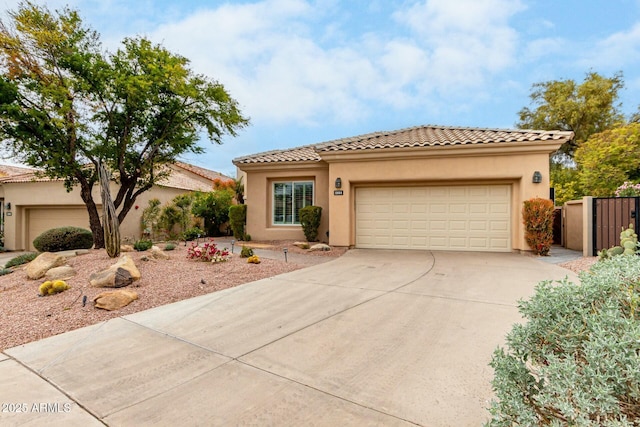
top-left (392, 0), bottom-right (525, 90)
top-left (581, 22), bottom-right (640, 68)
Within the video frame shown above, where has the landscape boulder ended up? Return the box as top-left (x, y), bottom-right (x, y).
top-left (89, 255), bottom-right (141, 288)
top-left (309, 243), bottom-right (331, 252)
top-left (120, 244), bottom-right (134, 252)
top-left (93, 289), bottom-right (138, 311)
top-left (150, 245), bottom-right (170, 260)
top-left (45, 265), bottom-right (77, 281)
top-left (25, 252), bottom-right (67, 280)
top-left (293, 241), bottom-right (310, 249)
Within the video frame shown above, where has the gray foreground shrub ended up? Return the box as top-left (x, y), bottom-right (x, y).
top-left (487, 255), bottom-right (640, 426)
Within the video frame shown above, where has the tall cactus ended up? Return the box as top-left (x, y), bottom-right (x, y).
top-left (99, 160), bottom-right (121, 258)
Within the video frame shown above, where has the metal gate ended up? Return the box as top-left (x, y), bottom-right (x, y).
top-left (592, 197), bottom-right (640, 255)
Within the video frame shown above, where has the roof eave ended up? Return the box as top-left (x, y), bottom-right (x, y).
top-left (233, 159), bottom-right (327, 172)
top-left (317, 139), bottom-right (569, 163)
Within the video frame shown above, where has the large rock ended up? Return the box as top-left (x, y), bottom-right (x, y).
top-left (45, 265), bottom-right (77, 281)
top-left (89, 255), bottom-right (140, 288)
top-left (25, 252), bottom-right (67, 280)
top-left (293, 241), bottom-right (310, 249)
top-left (150, 245), bottom-right (170, 260)
top-left (93, 289), bottom-right (138, 311)
top-left (309, 243), bottom-right (331, 252)
top-left (120, 245), bottom-right (134, 252)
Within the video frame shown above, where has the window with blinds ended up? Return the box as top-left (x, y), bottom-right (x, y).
top-left (273, 181), bottom-right (313, 225)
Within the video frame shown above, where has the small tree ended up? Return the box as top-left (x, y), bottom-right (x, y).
top-left (576, 123), bottom-right (640, 197)
top-left (522, 198), bottom-right (554, 255)
top-left (300, 206), bottom-right (322, 242)
top-left (141, 198), bottom-right (162, 239)
top-left (229, 204), bottom-right (247, 240)
top-left (191, 189), bottom-right (234, 236)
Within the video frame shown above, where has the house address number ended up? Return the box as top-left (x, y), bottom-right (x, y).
top-left (334, 190), bottom-right (344, 196)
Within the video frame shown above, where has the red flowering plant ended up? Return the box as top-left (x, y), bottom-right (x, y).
top-left (186, 240), bottom-right (230, 263)
top-left (522, 197), bottom-right (555, 256)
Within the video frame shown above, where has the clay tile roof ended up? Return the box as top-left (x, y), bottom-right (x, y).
top-left (0, 162), bottom-right (230, 191)
top-left (233, 145), bottom-right (321, 165)
top-left (174, 161), bottom-right (232, 182)
top-left (233, 125), bottom-right (574, 164)
top-left (0, 163), bottom-right (37, 178)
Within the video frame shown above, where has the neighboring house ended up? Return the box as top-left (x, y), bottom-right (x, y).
top-left (0, 162), bottom-right (231, 251)
top-left (233, 125), bottom-right (574, 253)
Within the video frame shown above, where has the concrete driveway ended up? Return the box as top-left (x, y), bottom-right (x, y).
top-left (1, 250), bottom-right (578, 426)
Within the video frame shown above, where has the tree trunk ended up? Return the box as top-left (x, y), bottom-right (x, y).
top-left (78, 173), bottom-right (105, 249)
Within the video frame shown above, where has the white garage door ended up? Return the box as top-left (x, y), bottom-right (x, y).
top-left (356, 185), bottom-right (511, 252)
top-left (27, 207), bottom-right (92, 251)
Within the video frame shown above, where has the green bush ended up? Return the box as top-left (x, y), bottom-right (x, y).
top-left (240, 245), bottom-right (253, 258)
top-left (32, 226), bottom-right (93, 252)
top-left (300, 205), bottom-right (322, 242)
top-left (133, 239), bottom-right (153, 251)
top-left (164, 242), bottom-right (176, 251)
top-left (488, 255), bottom-right (640, 426)
top-left (0, 268), bottom-right (13, 276)
top-left (5, 252), bottom-right (38, 268)
top-left (229, 204), bottom-right (247, 240)
top-left (182, 226), bottom-right (203, 241)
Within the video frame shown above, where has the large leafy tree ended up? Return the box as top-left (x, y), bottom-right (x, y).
top-left (518, 71), bottom-right (625, 157)
top-left (517, 72), bottom-right (629, 204)
top-left (575, 123), bottom-right (640, 197)
top-left (0, 3), bottom-right (248, 248)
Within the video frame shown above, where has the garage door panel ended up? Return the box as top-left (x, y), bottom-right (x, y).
top-left (356, 185), bottom-right (511, 252)
top-left (27, 207), bottom-right (93, 251)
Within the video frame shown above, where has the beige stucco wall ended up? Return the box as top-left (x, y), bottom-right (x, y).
top-left (1, 180), bottom-right (200, 251)
top-left (239, 142), bottom-right (560, 251)
top-left (243, 164), bottom-right (330, 242)
top-left (563, 199), bottom-right (584, 251)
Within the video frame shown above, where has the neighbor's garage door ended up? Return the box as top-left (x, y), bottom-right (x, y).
top-left (27, 207), bottom-right (91, 251)
top-left (356, 185), bottom-right (511, 252)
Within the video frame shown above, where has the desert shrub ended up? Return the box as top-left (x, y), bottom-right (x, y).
top-left (133, 239), bottom-right (153, 251)
top-left (164, 242), bottom-right (176, 251)
top-left (488, 255), bottom-right (640, 426)
top-left (32, 226), bottom-right (93, 252)
top-left (5, 252), bottom-right (38, 268)
top-left (300, 205), bottom-right (322, 242)
top-left (229, 204), bottom-right (247, 240)
top-left (186, 240), bottom-right (229, 263)
top-left (522, 197), bottom-right (554, 255)
top-left (0, 268), bottom-right (13, 276)
top-left (141, 198), bottom-right (162, 239)
top-left (182, 226), bottom-right (203, 241)
top-left (38, 280), bottom-right (70, 296)
top-left (192, 189), bottom-right (234, 236)
top-left (246, 255), bottom-right (261, 264)
top-left (240, 245), bottom-right (253, 258)
top-left (615, 181), bottom-right (640, 197)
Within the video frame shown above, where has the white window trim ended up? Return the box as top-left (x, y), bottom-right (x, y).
top-left (272, 180), bottom-right (314, 226)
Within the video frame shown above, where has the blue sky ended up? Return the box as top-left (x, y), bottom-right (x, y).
top-left (3, 0), bottom-right (640, 176)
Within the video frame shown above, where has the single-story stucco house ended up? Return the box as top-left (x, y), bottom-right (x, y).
top-left (0, 162), bottom-right (231, 251)
top-left (233, 125), bottom-right (574, 253)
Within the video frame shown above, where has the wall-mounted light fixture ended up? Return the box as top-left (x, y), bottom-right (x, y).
top-left (335, 177), bottom-right (342, 188)
top-left (532, 171), bottom-right (542, 184)
top-left (4, 202), bottom-right (10, 210)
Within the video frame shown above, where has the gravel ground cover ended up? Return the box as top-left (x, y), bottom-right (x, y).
top-left (0, 241), bottom-right (346, 351)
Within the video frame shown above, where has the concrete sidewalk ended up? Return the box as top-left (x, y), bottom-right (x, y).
top-left (1, 250), bottom-right (578, 426)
